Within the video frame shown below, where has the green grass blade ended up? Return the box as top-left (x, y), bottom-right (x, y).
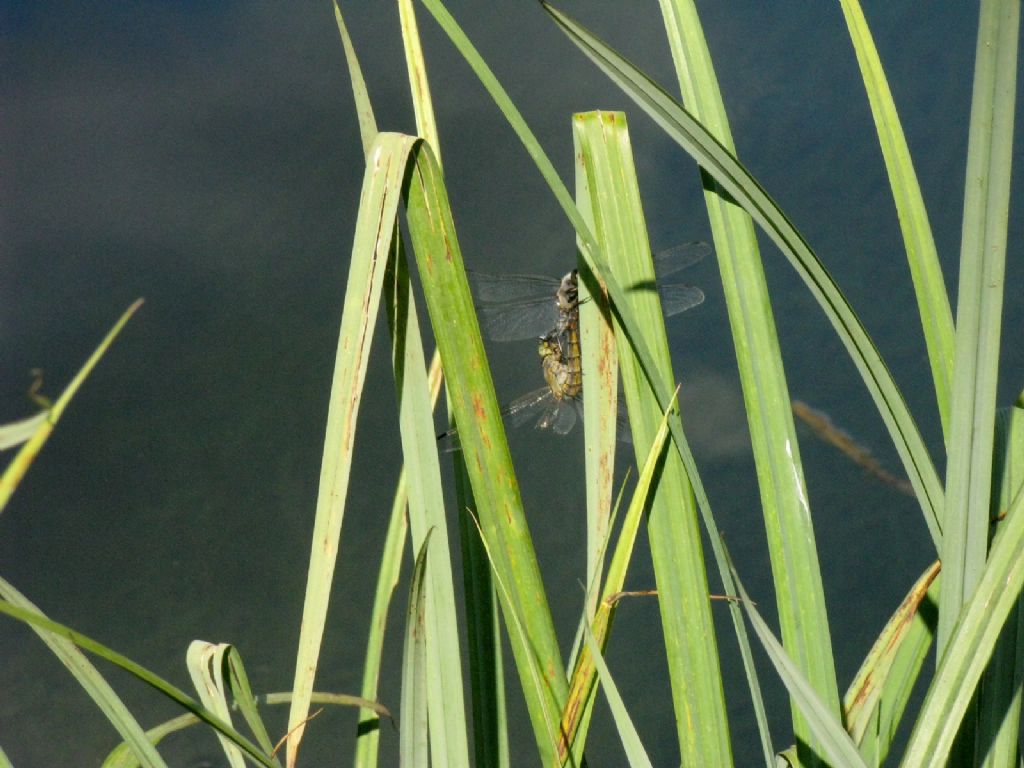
top-left (400, 530), bottom-right (432, 768)
top-left (561, 386), bottom-right (674, 763)
top-left (972, 405), bottom-right (1024, 765)
top-left (333, 2), bottom-right (378, 153)
top-left (843, 562), bottom-right (939, 765)
top-left (0, 299), bottom-right (143, 515)
top-left (580, 620), bottom-right (654, 768)
top-left (398, 0), bottom-right (441, 162)
top-left (938, 0), bottom-right (1018, 655)
top-left (286, 132), bottom-right (416, 766)
top-left (728, 561), bottom-right (870, 768)
top-left (402, 137), bottom-right (567, 763)
top-left (541, 2), bottom-right (945, 550)
top-left (102, 714), bottom-right (199, 768)
top-left (0, 411), bottom-right (47, 451)
top-left (575, 146), bottom-right (618, 627)
top-left (837, 0), bottom-right (955, 440)
top-left (0, 585), bottom-right (276, 768)
top-left (0, 579), bottom-right (167, 768)
top-left (902, 481), bottom-right (1024, 766)
top-left (356, 450), bottom-right (412, 768)
top-left (386, 239), bottom-right (470, 768)
top-left (656, 5), bottom-right (841, 760)
top-left (186, 642), bottom-right (248, 768)
top-left (417, 0), bottom-right (688, 446)
top-left (574, 110), bottom-right (732, 766)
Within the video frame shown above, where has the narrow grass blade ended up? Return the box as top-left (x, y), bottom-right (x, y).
top-left (0, 299), bottom-right (143, 515)
top-left (0, 411), bottom-right (47, 451)
top-left (287, 132), bottom-right (416, 766)
top-left (400, 530), bottom-right (432, 768)
top-left (728, 559), bottom-right (870, 768)
top-left (331, 13), bottom-right (467, 764)
top-left (398, 0), bottom-right (441, 162)
top-left (386, 238), bottom-right (470, 768)
top-left (574, 110), bottom-right (732, 765)
top-left (938, 0), bottom-right (1018, 655)
top-left (541, 2), bottom-right (944, 549)
top-left (356, 453), bottom-right (410, 768)
top-left (843, 562), bottom-right (939, 765)
top-left (837, 0), bottom-right (955, 440)
top-left (902, 479), bottom-right (1024, 766)
top-left (333, 2), bottom-right (378, 154)
top-left (0, 578), bottom-right (167, 768)
top-left (972, 404), bottom-right (1024, 764)
top-left (186, 642), bottom-right (248, 768)
top-left (657, 5), bottom-right (841, 761)
top-left (402, 138), bottom-right (568, 763)
top-left (580, 620), bottom-right (653, 768)
top-left (575, 146), bottom-right (618, 625)
top-left (561, 387), bottom-right (674, 763)
top-left (0, 584), bottom-right (276, 768)
top-left (102, 714), bottom-right (199, 768)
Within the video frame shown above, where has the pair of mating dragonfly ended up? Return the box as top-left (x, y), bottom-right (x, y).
top-left (441, 242), bottom-right (708, 447)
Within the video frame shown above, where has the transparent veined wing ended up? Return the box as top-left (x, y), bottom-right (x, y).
top-left (467, 271), bottom-right (562, 341)
top-left (658, 284), bottom-right (705, 317)
top-left (651, 241), bottom-right (710, 278)
top-left (503, 386), bottom-right (580, 435)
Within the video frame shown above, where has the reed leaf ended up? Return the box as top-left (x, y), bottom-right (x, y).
top-left (400, 530), bottom-right (432, 768)
top-left (574, 110), bottom-right (732, 765)
top-left (728, 560), bottom-right (869, 768)
top-left (656, 4), bottom-right (841, 762)
top-left (843, 563), bottom-right (939, 765)
top-left (938, 0), bottom-right (1018, 655)
top-left (901, 478), bottom-right (1024, 766)
top-left (402, 136), bottom-right (568, 764)
top-left (540, 2), bottom-right (945, 550)
top-left (285, 131), bottom-right (414, 766)
top-left (0, 584), bottom-right (276, 768)
top-left (0, 300), bottom-right (143, 515)
top-left (837, 0), bottom-right (955, 440)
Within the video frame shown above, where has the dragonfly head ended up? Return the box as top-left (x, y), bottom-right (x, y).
top-left (555, 270), bottom-right (579, 312)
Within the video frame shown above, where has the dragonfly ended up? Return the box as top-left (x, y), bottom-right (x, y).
top-left (467, 242), bottom-right (709, 348)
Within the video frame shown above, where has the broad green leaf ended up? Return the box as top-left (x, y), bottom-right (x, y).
top-left (540, 1), bottom-right (945, 550)
top-left (402, 135), bottom-right (568, 763)
top-left (572, 110), bottom-right (731, 765)
top-left (837, 0), bottom-right (955, 440)
top-left (938, 0), bottom-right (1018, 655)
top-left (286, 132), bottom-right (415, 766)
top-left (657, 4), bottom-right (839, 762)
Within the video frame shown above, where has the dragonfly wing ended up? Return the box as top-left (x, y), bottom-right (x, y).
top-left (468, 271), bottom-right (560, 303)
top-left (652, 241), bottom-right (711, 279)
top-left (548, 398), bottom-right (579, 435)
top-left (477, 298), bottom-right (559, 341)
top-left (504, 387), bottom-right (556, 429)
top-left (658, 284), bottom-right (705, 317)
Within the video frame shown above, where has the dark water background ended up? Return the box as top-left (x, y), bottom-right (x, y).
top-left (2, 2), bottom-right (1022, 765)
